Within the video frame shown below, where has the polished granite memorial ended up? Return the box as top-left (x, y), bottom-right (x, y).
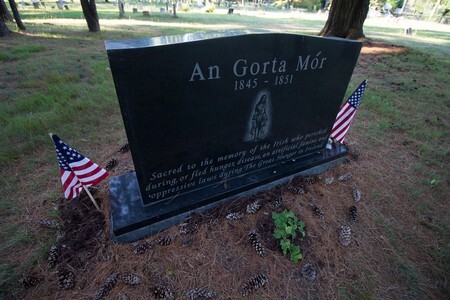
top-left (106, 31), bottom-right (362, 242)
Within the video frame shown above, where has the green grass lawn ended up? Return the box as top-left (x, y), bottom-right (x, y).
top-left (0, 4), bottom-right (449, 299)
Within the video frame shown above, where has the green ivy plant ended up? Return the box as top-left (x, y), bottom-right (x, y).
top-left (272, 210), bottom-right (306, 263)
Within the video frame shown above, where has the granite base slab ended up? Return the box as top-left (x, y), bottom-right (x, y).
top-left (110, 144), bottom-right (347, 243)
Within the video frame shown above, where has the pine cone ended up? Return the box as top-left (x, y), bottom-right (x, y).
top-left (349, 206), bottom-right (358, 224)
top-left (287, 185), bottom-right (306, 194)
top-left (119, 294), bottom-right (130, 300)
top-left (182, 237), bottom-right (194, 247)
top-left (310, 204), bottom-right (324, 219)
top-left (38, 219), bottom-right (60, 229)
top-left (179, 222), bottom-right (199, 234)
top-left (185, 288), bottom-right (217, 299)
top-left (105, 158), bottom-right (118, 171)
top-left (301, 263), bottom-right (316, 281)
top-left (208, 219), bottom-right (219, 227)
top-left (246, 200), bottom-right (261, 214)
top-left (150, 284), bottom-right (175, 300)
top-left (352, 188), bottom-right (361, 203)
top-left (271, 196), bottom-right (283, 209)
top-left (21, 275), bottom-right (43, 288)
top-left (240, 274), bottom-right (268, 297)
top-left (226, 212), bottom-right (243, 220)
top-left (132, 241), bottom-right (152, 254)
top-left (155, 235), bottom-right (174, 246)
top-left (304, 176), bottom-right (318, 185)
top-left (57, 267), bottom-right (75, 289)
top-left (118, 143), bottom-right (130, 153)
top-left (48, 244), bottom-right (59, 268)
top-left (324, 177), bottom-right (334, 185)
top-left (179, 226), bottom-right (190, 234)
top-left (94, 273), bottom-right (119, 300)
top-left (338, 173), bottom-right (352, 181)
top-left (119, 273), bottom-right (141, 285)
top-left (248, 231), bottom-right (266, 257)
top-left (339, 226), bottom-right (352, 247)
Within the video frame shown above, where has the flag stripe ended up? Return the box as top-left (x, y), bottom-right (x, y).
top-left (331, 114), bottom-right (354, 141)
top-left (335, 130), bottom-right (349, 143)
top-left (334, 102), bottom-right (352, 120)
top-left (330, 80), bottom-right (367, 144)
top-left (79, 168), bottom-right (108, 185)
top-left (334, 123), bottom-right (352, 142)
top-left (73, 164), bottom-right (100, 178)
top-left (70, 183), bottom-right (83, 199)
top-left (332, 104), bottom-right (353, 129)
top-left (61, 169), bottom-right (72, 184)
top-left (70, 158), bottom-right (92, 169)
top-left (61, 170), bottom-right (77, 199)
top-left (332, 110), bottom-right (355, 136)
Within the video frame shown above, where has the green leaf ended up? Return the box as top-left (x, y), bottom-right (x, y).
top-left (284, 239), bottom-right (291, 248)
top-left (166, 268), bottom-right (174, 276)
top-left (290, 245), bottom-right (302, 263)
top-left (291, 231), bottom-right (297, 239)
top-left (298, 220), bottom-right (305, 230)
top-left (273, 210), bottom-right (306, 261)
top-left (273, 212), bottom-right (287, 228)
top-left (280, 240), bottom-right (291, 255)
top-left (290, 251), bottom-right (303, 263)
top-left (288, 215), bottom-right (297, 225)
top-left (275, 220), bottom-right (284, 229)
top-left (284, 225), bottom-right (293, 235)
top-left (274, 229), bottom-right (284, 239)
top-left (286, 210), bottom-right (295, 219)
top-left (292, 245), bottom-right (301, 254)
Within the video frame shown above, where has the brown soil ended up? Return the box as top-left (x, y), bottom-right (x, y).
top-left (57, 191), bottom-right (106, 270)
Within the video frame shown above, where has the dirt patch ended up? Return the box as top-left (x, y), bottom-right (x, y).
top-left (57, 190), bottom-right (106, 270)
top-left (361, 39), bottom-right (407, 54)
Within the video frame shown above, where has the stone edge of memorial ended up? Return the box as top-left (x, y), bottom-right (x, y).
top-left (104, 29), bottom-right (362, 51)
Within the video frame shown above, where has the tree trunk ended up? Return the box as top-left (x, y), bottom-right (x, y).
top-left (0, 16), bottom-right (10, 36)
top-left (80, 0), bottom-right (100, 32)
top-left (319, 0), bottom-right (369, 40)
top-left (8, 0), bottom-right (25, 30)
top-left (118, 0), bottom-right (125, 18)
top-left (428, 0), bottom-right (441, 21)
top-left (0, 0), bottom-right (13, 22)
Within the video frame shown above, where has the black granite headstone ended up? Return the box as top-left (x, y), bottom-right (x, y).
top-left (106, 31), bottom-right (362, 242)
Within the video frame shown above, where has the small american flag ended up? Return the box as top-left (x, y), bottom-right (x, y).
top-left (330, 80), bottom-right (367, 144)
top-left (52, 134), bottom-right (108, 199)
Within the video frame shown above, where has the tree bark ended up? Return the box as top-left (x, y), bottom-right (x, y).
top-left (118, 0), bottom-right (125, 18)
top-left (428, 0), bottom-right (441, 21)
top-left (319, 0), bottom-right (369, 40)
top-left (8, 0), bottom-right (25, 30)
top-left (80, 0), bottom-right (100, 32)
top-left (0, 16), bottom-right (10, 36)
top-left (0, 0), bottom-right (13, 22)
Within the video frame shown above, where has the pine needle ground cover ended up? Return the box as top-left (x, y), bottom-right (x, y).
top-left (0, 9), bottom-right (449, 299)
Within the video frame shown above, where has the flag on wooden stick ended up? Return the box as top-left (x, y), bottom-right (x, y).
top-left (330, 79), bottom-right (367, 144)
top-left (51, 134), bottom-right (108, 200)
